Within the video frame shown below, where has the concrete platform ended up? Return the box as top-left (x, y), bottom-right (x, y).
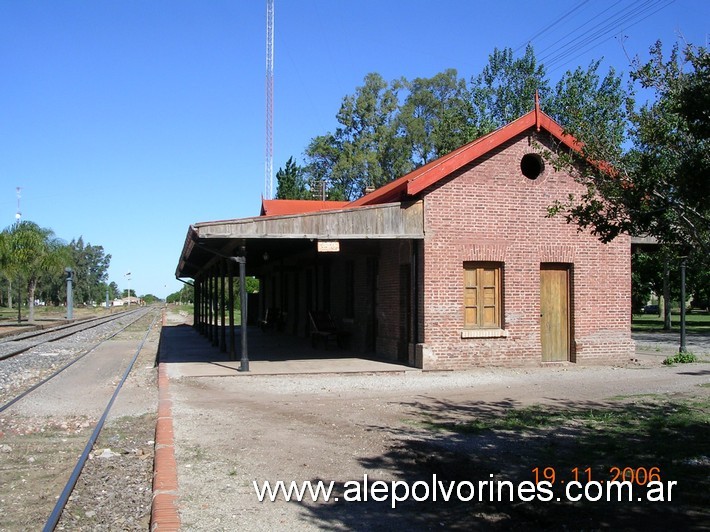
top-left (159, 323), bottom-right (417, 377)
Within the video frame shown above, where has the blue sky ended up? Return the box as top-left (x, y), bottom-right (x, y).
top-left (1, 0), bottom-right (707, 298)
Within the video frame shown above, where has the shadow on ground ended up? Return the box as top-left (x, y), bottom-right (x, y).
top-left (293, 396), bottom-right (710, 530)
top-left (157, 323), bottom-right (396, 364)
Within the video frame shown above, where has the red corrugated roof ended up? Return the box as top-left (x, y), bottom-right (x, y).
top-left (347, 108), bottom-right (580, 207)
top-left (260, 199), bottom-right (350, 217)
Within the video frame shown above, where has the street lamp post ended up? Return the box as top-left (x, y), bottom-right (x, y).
top-left (230, 252), bottom-right (249, 372)
top-left (679, 257), bottom-right (687, 353)
top-left (65, 268), bottom-right (74, 320)
top-left (125, 272), bottom-right (131, 308)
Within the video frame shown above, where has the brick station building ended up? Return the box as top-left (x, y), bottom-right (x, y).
top-left (176, 104), bottom-right (634, 370)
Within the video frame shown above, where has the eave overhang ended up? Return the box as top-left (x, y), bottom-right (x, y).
top-left (176, 201), bottom-right (424, 279)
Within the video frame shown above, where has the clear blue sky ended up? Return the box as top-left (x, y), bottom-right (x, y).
top-left (1, 0), bottom-right (707, 298)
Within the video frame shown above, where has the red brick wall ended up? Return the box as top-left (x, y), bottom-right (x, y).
top-left (418, 132), bottom-right (634, 369)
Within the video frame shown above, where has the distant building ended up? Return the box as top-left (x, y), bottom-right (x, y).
top-left (112, 296), bottom-right (143, 307)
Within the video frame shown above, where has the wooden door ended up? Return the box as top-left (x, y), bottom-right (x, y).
top-left (540, 265), bottom-right (570, 362)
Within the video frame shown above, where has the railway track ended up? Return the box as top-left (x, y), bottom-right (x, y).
top-left (0, 307), bottom-right (161, 530)
top-left (0, 307), bottom-right (151, 414)
top-left (0, 307), bottom-right (143, 361)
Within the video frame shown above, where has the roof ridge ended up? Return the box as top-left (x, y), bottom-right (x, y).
top-left (348, 109), bottom-right (578, 207)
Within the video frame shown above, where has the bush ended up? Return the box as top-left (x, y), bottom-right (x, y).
top-left (662, 352), bottom-right (698, 365)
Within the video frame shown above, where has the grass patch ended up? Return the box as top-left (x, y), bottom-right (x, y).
top-left (425, 400), bottom-right (710, 435)
top-left (632, 311), bottom-right (710, 333)
top-left (168, 303), bottom-right (194, 314)
top-left (607, 393), bottom-right (666, 401)
top-left (400, 396), bottom-right (710, 528)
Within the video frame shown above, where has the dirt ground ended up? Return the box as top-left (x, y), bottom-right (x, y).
top-left (168, 342), bottom-right (710, 530)
top-left (0, 313), bottom-right (159, 531)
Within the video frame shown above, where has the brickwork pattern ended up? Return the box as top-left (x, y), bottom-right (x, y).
top-left (419, 133), bottom-right (633, 369)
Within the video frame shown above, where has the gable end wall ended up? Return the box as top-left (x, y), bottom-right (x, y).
top-left (419, 132), bottom-right (634, 369)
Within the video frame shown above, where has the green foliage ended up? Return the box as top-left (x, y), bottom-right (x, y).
top-left (398, 69), bottom-right (478, 165)
top-left (66, 237), bottom-right (111, 305)
top-left (0, 221), bottom-right (116, 315)
top-left (302, 45), bottom-right (625, 202)
top-left (546, 60), bottom-right (629, 157)
top-left (0, 220), bottom-right (70, 322)
top-left (630, 246), bottom-right (686, 315)
top-left (662, 352), bottom-right (698, 365)
top-left (167, 283), bottom-right (194, 304)
top-left (550, 42), bottom-right (710, 253)
top-left (470, 45), bottom-right (550, 131)
top-left (305, 73), bottom-right (409, 199)
top-left (275, 156), bottom-right (311, 200)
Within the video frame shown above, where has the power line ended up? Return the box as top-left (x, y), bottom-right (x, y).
top-left (544, 0), bottom-right (675, 71)
top-left (517, 0), bottom-right (675, 74)
top-left (535, 0), bottom-right (628, 59)
top-left (513, 0), bottom-right (591, 54)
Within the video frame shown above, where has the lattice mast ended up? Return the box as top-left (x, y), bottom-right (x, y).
top-left (265, 0), bottom-right (274, 199)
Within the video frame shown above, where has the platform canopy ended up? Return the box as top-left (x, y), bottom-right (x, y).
top-left (176, 200), bottom-right (424, 279)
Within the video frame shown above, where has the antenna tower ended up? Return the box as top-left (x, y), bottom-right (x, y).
top-left (265, 0), bottom-right (274, 199)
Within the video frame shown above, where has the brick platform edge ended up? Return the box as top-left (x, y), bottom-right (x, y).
top-left (151, 317), bottom-right (181, 531)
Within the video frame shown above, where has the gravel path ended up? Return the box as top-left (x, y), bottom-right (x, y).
top-left (164, 321), bottom-right (710, 531)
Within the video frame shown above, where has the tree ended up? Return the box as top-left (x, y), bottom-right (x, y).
top-left (397, 69), bottom-right (478, 165)
top-left (549, 42), bottom-right (710, 252)
top-left (631, 247), bottom-right (680, 320)
top-left (299, 45), bottom-right (632, 208)
top-left (1, 221), bottom-right (69, 322)
top-left (0, 232), bottom-right (11, 308)
top-left (108, 282), bottom-right (120, 300)
top-left (275, 157), bottom-right (310, 200)
top-left (142, 294), bottom-right (159, 305)
top-left (167, 283), bottom-right (194, 305)
top-left (67, 237), bottom-right (111, 305)
top-left (470, 45), bottom-right (550, 131)
top-left (304, 73), bottom-right (409, 200)
top-left (547, 60), bottom-right (629, 158)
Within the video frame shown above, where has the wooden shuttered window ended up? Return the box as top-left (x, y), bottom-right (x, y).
top-left (463, 262), bottom-right (502, 329)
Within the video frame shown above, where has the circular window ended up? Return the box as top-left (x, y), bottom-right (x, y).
top-left (520, 153), bottom-right (545, 180)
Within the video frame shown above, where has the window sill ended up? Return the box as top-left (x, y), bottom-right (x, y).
top-left (461, 328), bottom-right (508, 339)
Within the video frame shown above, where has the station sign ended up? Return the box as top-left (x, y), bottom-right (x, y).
top-left (317, 240), bottom-right (340, 253)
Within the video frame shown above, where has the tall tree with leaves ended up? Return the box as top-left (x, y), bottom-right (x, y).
top-left (547, 60), bottom-right (629, 158)
top-left (275, 157), bottom-right (310, 199)
top-left (470, 45), bottom-right (550, 131)
top-left (304, 73), bottom-right (409, 200)
top-left (67, 237), bottom-right (112, 305)
top-left (398, 69), bottom-right (478, 165)
top-left (1, 221), bottom-right (69, 322)
top-left (549, 42), bottom-right (710, 252)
